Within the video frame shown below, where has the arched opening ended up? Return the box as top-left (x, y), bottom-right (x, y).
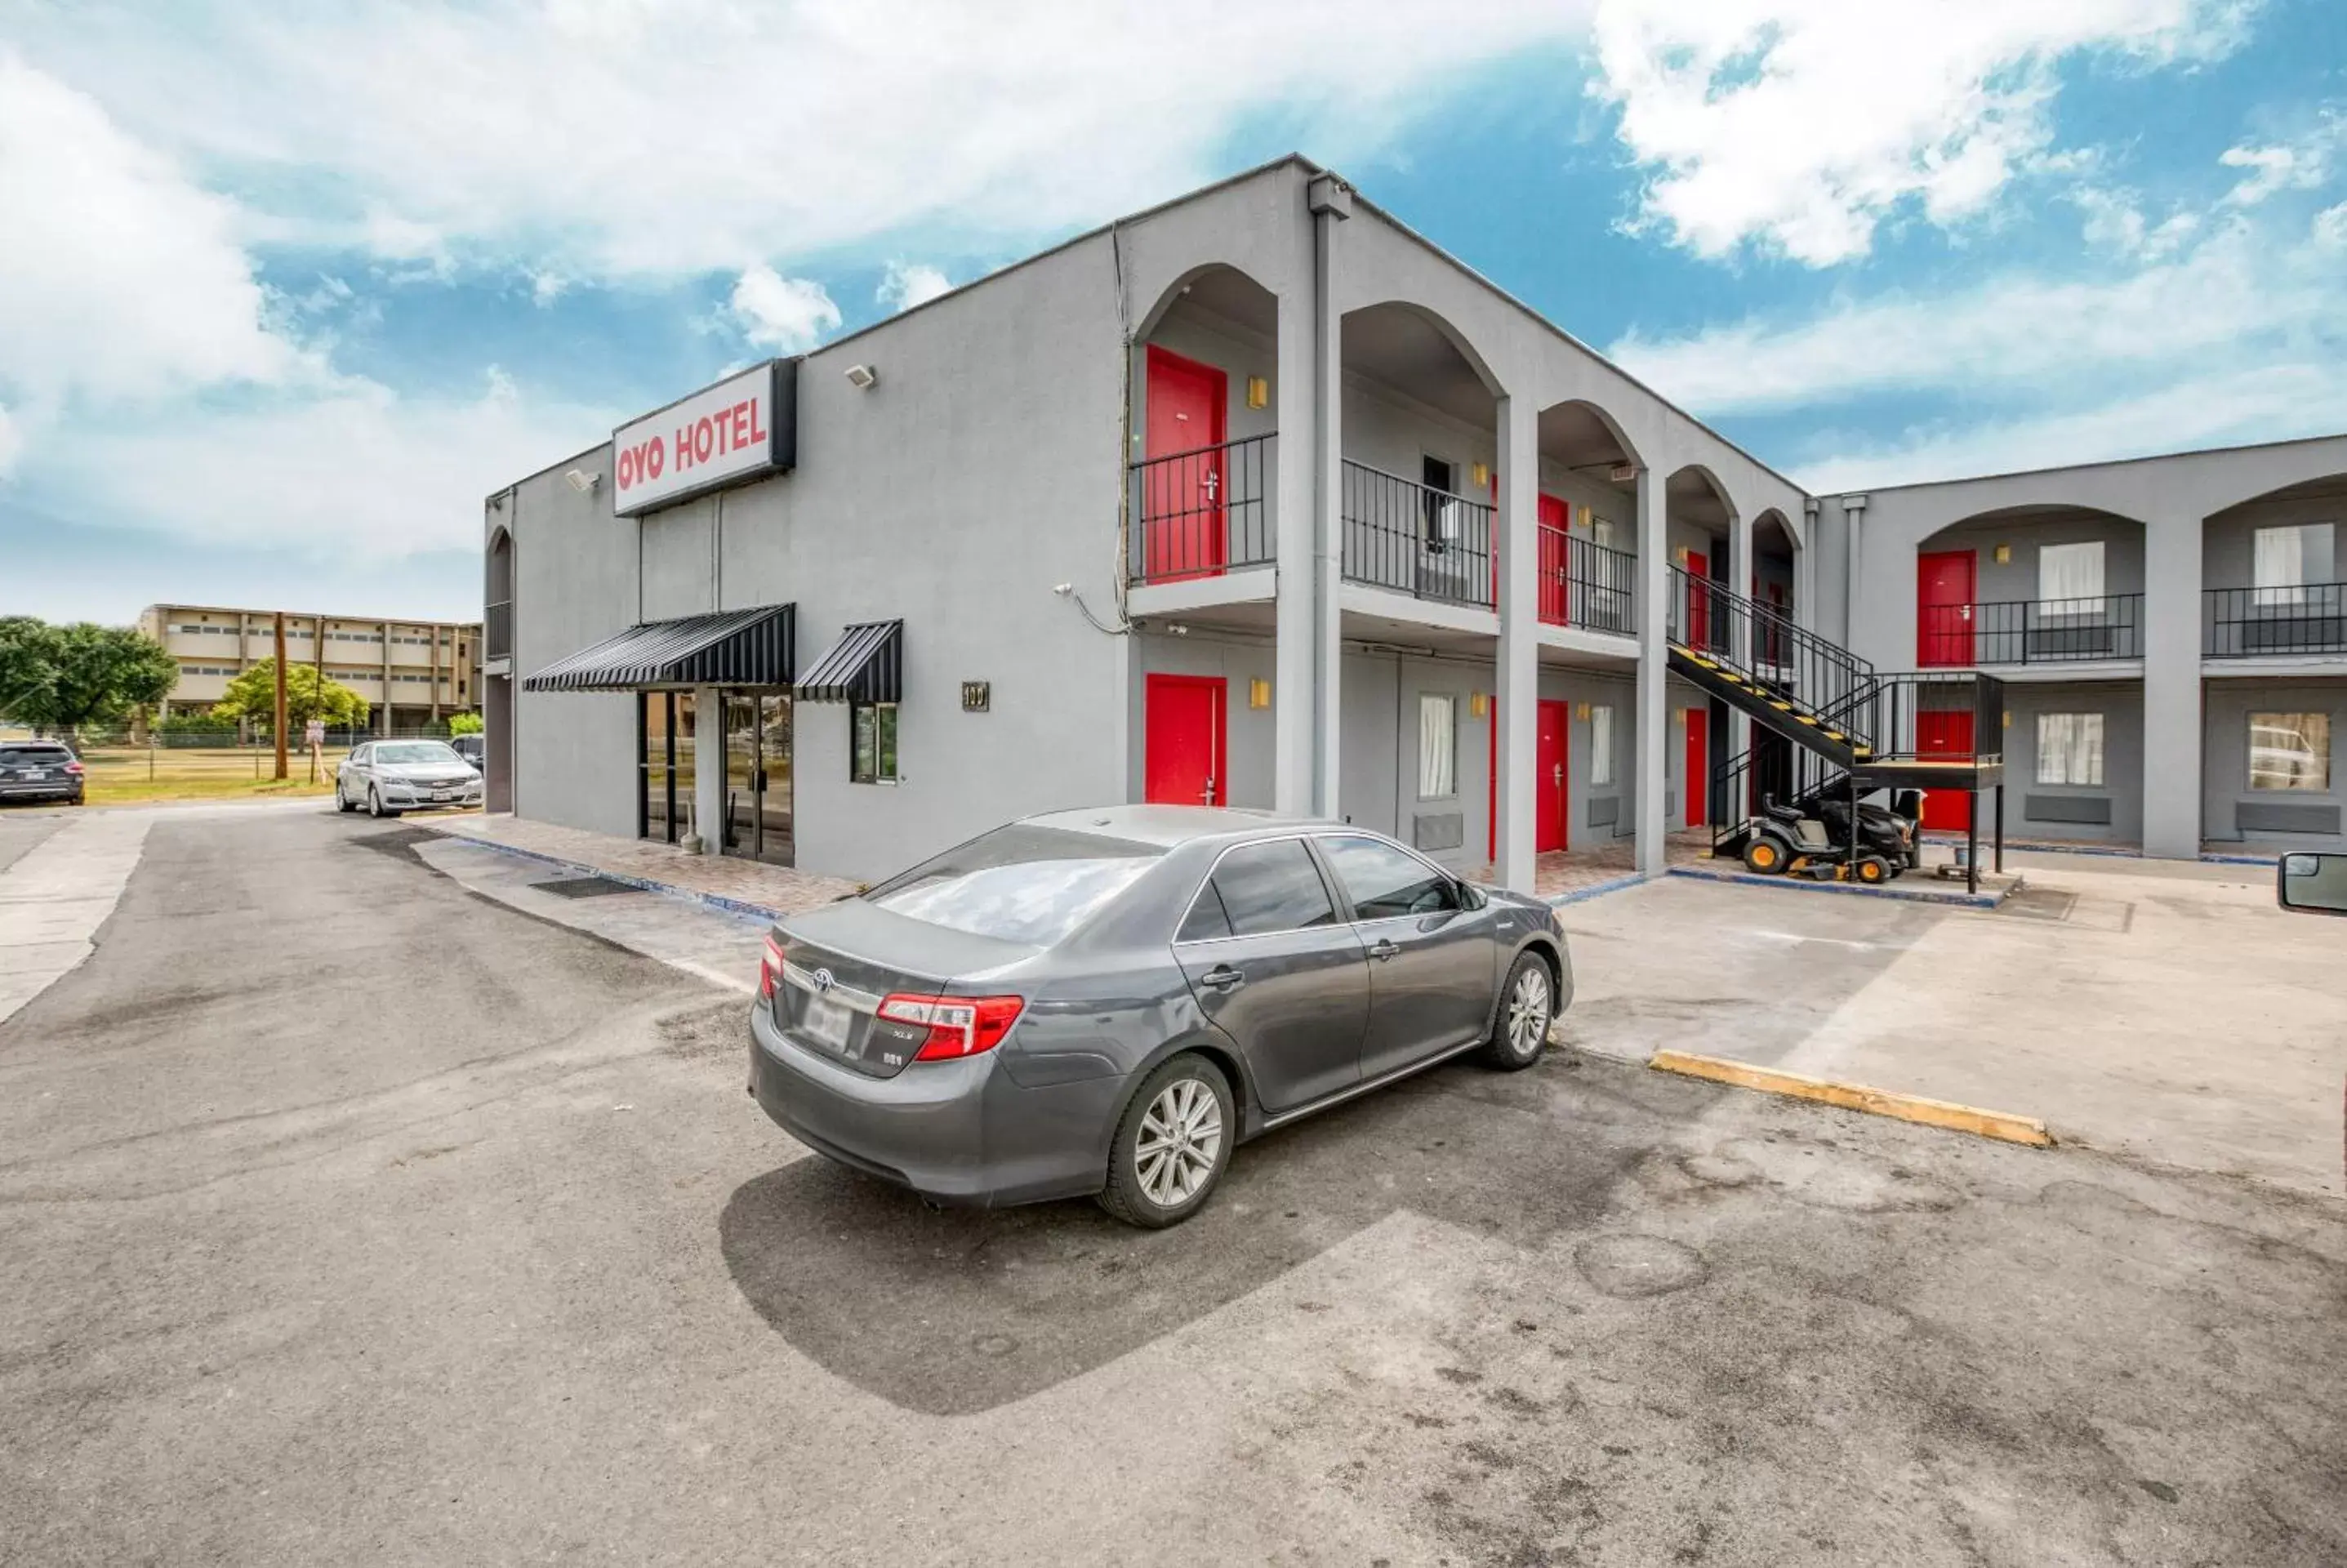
top-left (1338, 300), bottom-right (1503, 610)
top-left (484, 521), bottom-right (515, 813)
top-left (1530, 399), bottom-right (1641, 635)
top-left (1916, 503), bottom-right (2146, 668)
top-left (486, 526), bottom-right (514, 658)
top-left (1663, 466), bottom-right (1739, 835)
top-left (1127, 265), bottom-right (1280, 586)
top-left (2202, 470), bottom-right (2346, 660)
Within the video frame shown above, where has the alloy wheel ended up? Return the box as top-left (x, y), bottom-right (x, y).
top-left (1134, 1077), bottom-right (1224, 1208)
top-left (1506, 964), bottom-right (1552, 1058)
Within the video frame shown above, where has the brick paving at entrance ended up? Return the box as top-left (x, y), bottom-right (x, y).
top-left (1470, 831), bottom-right (1712, 899)
top-left (424, 813), bottom-right (859, 920)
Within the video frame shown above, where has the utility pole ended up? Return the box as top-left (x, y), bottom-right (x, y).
top-left (272, 612), bottom-right (289, 782)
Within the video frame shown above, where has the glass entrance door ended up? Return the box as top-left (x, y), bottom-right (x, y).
top-left (721, 690), bottom-right (794, 865)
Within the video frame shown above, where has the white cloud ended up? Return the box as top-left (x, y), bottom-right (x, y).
top-left (2069, 186), bottom-right (2201, 259)
top-left (877, 261), bottom-right (954, 314)
top-left (9, 1), bottom-right (1597, 278)
top-left (2219, 111), bottom-right (2343, 205)
top-left (728, 270), bottom-right (842, 352)
top-left (0, 404), bottom-right (21, 479)
top-left (2315, 203), bottom-right (2347, 248)
top-left (0, 52), bottom-right (305, 413)
top-left (1588, 0), bottom-right (2251, 265)
top-left (45, 368), bottom-right (614, 557)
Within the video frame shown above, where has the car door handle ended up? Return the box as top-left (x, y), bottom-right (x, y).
top-left (1368, 939), bottom-right (1401, 962)
top-left (1201, 965), bottom-right (1245, 991)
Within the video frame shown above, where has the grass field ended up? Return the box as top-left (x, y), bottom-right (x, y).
top-left (75, 746), bottom-right (349, 805)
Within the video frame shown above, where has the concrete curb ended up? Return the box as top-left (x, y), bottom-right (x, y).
top-left (1648, 1049), bottom-right (2055, 1147)
top-left (421, 829), bottom-right (789, 925)
top-left (1919, 834), bottom-right (2279, 869)
top-left (1546, 871), bottom-right (1650, 908)
top-left (1664, 863), bottom-right (2011, 910)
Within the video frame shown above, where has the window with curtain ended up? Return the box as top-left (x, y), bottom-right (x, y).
top-left (2033, 712), bottom-right (2105, 786)
top-left (2249, 712), bottom-right (2331, 791)
top-left (1417, 693), bottom-right (1456, 798)
top-left (2252, 523), bottom-right (2334, 608)
top-left (1589, 705), bottom-right (1616, 786)
top-left (2037, 541), bottom-right (2105, 615)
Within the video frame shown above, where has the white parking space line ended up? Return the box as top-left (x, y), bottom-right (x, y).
top-left (0, 813), bottom-right (152, 1027)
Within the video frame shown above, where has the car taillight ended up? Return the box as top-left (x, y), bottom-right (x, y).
top-left (65, 762), bottom-right (84, 775)
top-left (876, 993), bottom-right (1026, 1060)
top-left (758, 935), bottom-right (785, 1002)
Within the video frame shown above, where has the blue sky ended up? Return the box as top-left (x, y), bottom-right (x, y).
top-left (3, 0), bottom-right (2344, 625)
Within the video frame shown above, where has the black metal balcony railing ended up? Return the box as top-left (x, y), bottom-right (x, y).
top-left (2205, 582), bottom-right (2347, 658)
top-left (485, 599), bottom-right (513, 660)
top-left (1920, 594), bottom-right (2144, 666)
top-left (1340, 459), bottom-right (1494, 609)
top-left (1537, 526), bottom-right (1637, 635)
top-left (1856, 671), bottom-right (2006, 766)
top-left (1127, 433), bottom-right (1276, 586)
top-left (1668, 566), bottom-right (1877, 744)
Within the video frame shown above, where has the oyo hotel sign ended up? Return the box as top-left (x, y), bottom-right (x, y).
top-left (611, 359), bottom-right (798, 515)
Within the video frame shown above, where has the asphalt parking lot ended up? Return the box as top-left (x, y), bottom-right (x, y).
top-left (2, 806), bottom-right (2342, 1565)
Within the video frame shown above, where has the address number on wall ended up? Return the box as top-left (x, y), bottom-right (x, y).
top-left (961, 681), bottom-right (991, 713)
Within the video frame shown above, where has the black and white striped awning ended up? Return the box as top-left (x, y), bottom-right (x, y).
top-left (794, 619), bottom-right (902, 703)
top-left (522, 604), bottom-right (795, 692)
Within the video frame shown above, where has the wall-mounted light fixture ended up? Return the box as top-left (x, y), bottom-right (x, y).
top-left (1249, 677), bottom-right (1271, 710)
top-left (1470, 461), bottom-right (1490, 490)
top-left (563, 469), bottom-right (600, 494)
top-left (2003, 710), bottom-right (2013, 728)
top-left (1674, 545), bottom-right (1690, 565)
top-left (1245, 375), bottom-right (1269, 410)
top-left (1993, 543), bottom-right (2012, 564)
top-left (844, 363), bottom-right (878, 390)
top-left (1469, 692), bottom-right (1490, 719)
top-left (1575, 702), bottom-right (1592, 721)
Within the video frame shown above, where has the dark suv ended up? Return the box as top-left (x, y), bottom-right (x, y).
top-left (0, 742), bottom-right (86, 806)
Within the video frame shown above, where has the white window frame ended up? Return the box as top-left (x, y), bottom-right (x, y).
top-left (1417, 693), bottom-right (1457, 800)
top-left (2248, 711), bottom-right (2331, 792)
top-left (2033, 712), bottom-right (2105, 787)
top-left (2037, 541), bottom-right (2105, 617)
top-left (1589, 705), bottom-right (1616, 787)
top-left (2252, 522), bottom-right (2334, 608)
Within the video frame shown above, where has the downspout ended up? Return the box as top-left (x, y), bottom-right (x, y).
top-left (1842, 494), bottom-right (1868, 653)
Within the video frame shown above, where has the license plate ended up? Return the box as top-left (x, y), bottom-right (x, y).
top-left (26, 770), bottom-right (47, 780)
top-left (799, 994), bottom-right (853, 1051)
top-left (431, 790), bottom-right (452, 801)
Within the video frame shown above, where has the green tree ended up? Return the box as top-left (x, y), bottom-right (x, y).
top-left (447, 710), bottom-right (484, 736)
top-left (0, 618), bottom-right (176, 731)
top-left (212, 661), bottom-right (370, 732)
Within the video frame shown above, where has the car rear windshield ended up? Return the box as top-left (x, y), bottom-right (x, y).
top-left (865, 824), bottom-right (1165, 947)
top-left (376, 742), bottom-right (463, 765)
top-left (0, 746), bottom-right (73, 764)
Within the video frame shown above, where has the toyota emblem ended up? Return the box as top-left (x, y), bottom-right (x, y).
top-left (811, 968), bottom-right (836, 993)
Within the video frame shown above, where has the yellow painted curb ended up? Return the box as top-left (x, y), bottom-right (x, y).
top-left (1648, 1049), bottom-right (2055, 1147)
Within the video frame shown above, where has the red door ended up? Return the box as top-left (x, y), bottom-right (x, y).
top-left (1917, 710), bottom-right (1975, 831)
top-left (1686, 550), bottom-right (1712, 650)
top-left (1486, 697), bottom-right (1574, 860)
top-left (1538, 699), bottom-right (1569, 853)
top-left (1144, 675), bottom-right (1226, 806)
top-left (1537, 494), bottom-right (1570, 624)
top-left (1917, 550), bottom-right (1976, 667)
top-left (1143, 346), bottom-right (1227, 582)
top-left (1684, 704), bottom-right (1708, 828)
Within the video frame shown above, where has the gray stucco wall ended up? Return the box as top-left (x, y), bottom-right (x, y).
top-left (2202, 677), bottom-right (2346, 849)
top-left (2202, 492), bottom-right (2341, 590)
top-left (1914, 513), bottom-right (2145, 611)
top-left (1997, 680), bottom-right (2144, 844)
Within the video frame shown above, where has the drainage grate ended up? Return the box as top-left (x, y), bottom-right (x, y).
top-left (533, 875), bottom-right (644, 899)
top-left (1998, 886), bottom-right (2078, 923)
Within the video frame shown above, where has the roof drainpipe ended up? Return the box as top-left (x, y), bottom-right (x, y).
top-left (1841, 493), bottom-right (1868, 653)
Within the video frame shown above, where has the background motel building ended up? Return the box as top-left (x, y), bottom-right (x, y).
top-left (139, 604), bottom-right (482, 733)
top-left (483, 157), bottom-right (2347, 891)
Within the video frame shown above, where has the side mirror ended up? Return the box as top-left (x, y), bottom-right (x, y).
top-left (1458, 880), bottom-right (1487, 911)
top-left (2278, 853), bottom-right (2347, 916)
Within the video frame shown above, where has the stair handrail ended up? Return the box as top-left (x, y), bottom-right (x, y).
top-left (1668, 565), bottom-right (1882, 749)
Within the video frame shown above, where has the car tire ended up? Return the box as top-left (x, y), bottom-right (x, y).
top-left (1098, 1053), bottom-right (1234, 1230)
top-left (1479, 951), bottom-right (1555, 1071)
top-left (336, 782), bottom-right (357, 813)
top-left (367, 785), bottom-right (396, 820)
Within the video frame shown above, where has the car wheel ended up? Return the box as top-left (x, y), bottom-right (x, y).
top-left (336, 781), bottom-right (356, 813)
top-left (1098, 1054), bottom-right (1233, 1229)
top-left (367, 785), bottom-right (396, 819)
top-left (1480, 951), bottom-right (1554, 1071)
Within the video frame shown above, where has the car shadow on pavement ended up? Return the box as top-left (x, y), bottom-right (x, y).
top-left (719, 1055), bottom-right (1707, 1415)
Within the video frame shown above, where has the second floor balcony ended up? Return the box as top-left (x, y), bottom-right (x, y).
top-left (1920, 593), bottom-right (2145, 668)
top-left (2205, 582), bottom-right (2347, 659)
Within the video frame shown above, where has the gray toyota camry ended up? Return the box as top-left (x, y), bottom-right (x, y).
top-left (747, 805), bottom-right (1572, 1227)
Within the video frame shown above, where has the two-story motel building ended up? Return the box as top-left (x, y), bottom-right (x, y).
top-left (483, 157), bottom-right (2347, 889)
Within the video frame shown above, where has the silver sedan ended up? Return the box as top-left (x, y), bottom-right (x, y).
top-left (336, 740), bottom-right (483, 817)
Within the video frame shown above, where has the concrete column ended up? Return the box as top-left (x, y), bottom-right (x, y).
top-left (693, 685), bottom-right (725, 854)
top-left (1634, 470), bottom-right (1670, 875)
top-left (2141, 512), bottom-right (2204, 858)
top-left (1726, 510), bottom-right (1753, 782)
top-left (1307, 174), bottom-right (1352, 818)
top-left (1494, 394), bottom-right (1539, 893)
top-left (1271, 242), bottom-right (1318, 814)
top-left (1797, 501), bottom-right (1821, 634)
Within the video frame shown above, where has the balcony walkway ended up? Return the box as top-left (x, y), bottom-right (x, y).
top-left (422, 813), bottom-right (858, 920)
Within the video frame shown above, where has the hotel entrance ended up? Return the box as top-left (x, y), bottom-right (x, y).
top-left (722, 691), bottom-right (794, 865)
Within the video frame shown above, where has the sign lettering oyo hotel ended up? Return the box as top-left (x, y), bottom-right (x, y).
top-left (610, 360), bottom-right (797, 515)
